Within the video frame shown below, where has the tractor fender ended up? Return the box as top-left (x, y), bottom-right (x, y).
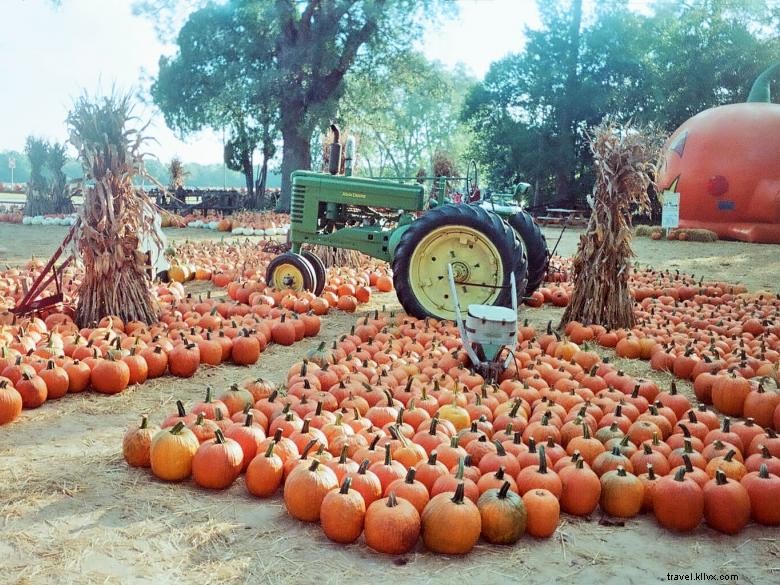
top-left (388, 223), bottom-right (413, 260)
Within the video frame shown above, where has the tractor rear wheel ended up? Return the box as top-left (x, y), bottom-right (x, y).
top-left (266, 252), bottom-right (316, 292)
top-left (507, 211), bottom-right (549, 298)
top-left (392, 204), bottom-right (526, 320)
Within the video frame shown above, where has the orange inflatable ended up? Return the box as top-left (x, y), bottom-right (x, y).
top-left (657, 63), bottom-right (780, 243)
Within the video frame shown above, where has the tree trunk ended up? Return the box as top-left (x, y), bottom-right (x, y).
top-left (255, 154), bottom-right (269, 209)
top-left (556, 0), bottom-right (582, 204)
top-left (278, 116), bottom-right (313, 213)
top-left (242, 150), bottom-right (254, 207)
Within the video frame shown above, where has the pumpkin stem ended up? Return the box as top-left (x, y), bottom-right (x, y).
top-left (170, 421), bottom-right (186, 434)
top-left (272, 428), bottom-right (283, 443)
top-left (244, 413), bottom-right (254, 427)
top-left (175, 400), bottom-right (187, 417)
top-left (498, 481), bottom-right (511, 499)
top-left (308, 459), bottom-right (320, 472)
top-left (427, 451), bottom-right (438, 465)
top-left (383, 443), bottom-right (392, 466)
top-left (455, 457), bottom-right (465, 480)
top-left (451, 482), bottom-right (466, 504)
top-left (759, 463), bottom-right (770, 478)
top-left (264, 442), bottom-right (275, 457)
top-left (723, 449), bottom-right (737, 462)
top-left (715, 469), bottom-right (729, 486)
top-left (405, 468), bottom-right (416, 484)
top-left (682, 453), bottom-right (695, 472)
top-left (674, 467), bottom-right (687, 482)
top-left (747, 61), bottom-right (780, 103)
top-left (386, 491), bottom-right (398, 507)
top-left (214, 429), bottom-right (226, 444)
top-left (494, 440), bottom-right (507, 457)
top-left (494, 466), bottom-right (505, 480)
top-left (722, 417), bottom-right (731, 433)
top-left (647, 464), bottom-right (656, 480)
top-left (338, 445), bottom-right (349, 464)
top-left (139, 415), bottom-right (148, 429)
top-left (616, 465), bottom-right (627, 477)
top-left (538, 445), bottom-right (548, 473)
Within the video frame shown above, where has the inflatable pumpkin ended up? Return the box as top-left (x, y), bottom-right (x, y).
top-left (657, 63), bottom-right (780, 243)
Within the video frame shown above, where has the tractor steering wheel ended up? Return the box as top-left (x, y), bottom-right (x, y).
top-left (465, 160), bottom-right (478, 199)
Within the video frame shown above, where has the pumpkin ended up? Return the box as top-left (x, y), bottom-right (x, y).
top-left (89, 358), bottom-right (130, 394)
top-left (122, 415), bottom-right (159, 468)
top-left (740, 464), bottom-right (780, 525)
top-left (191, 386), bottom-right (229, 420)
top-left (422, 483), bottom-right (481, 554)
top-left (0, 379), bottom-right (23, 424)
top-left (245, 442), bottom-right (284, 497)
top-left (703, 470), bottom-right (750, 534)
top-left (150, 422), bottom-right (200, 481)
top-left (653, 468), bottom-right (704, 532)
top-left (192, 429), bottom-right (243, 489)
top-left (232, 332), bottom-right (261, 365)
top-left (168, 342), bottom-right (200, 378)
top-left (656, 63), bottom-right (780, 243)
top-left (364, 491), bottom-right (420, 554)
top-left (15, 372), bottom-right (48, 408)
top-left (321, 477), bottom-right (366, 544)
top-left (284, 459), bottom-right (338, 522)
top-left (346, 460), bottom-right (384, 508)
top-left (559, 458), bottom-right (601, 516)
top-left (711, 372), bottom-right (751, 417)
top-left (515, 445), bottom-right (562, 497)
top-left (477, 481), bottom-right (527, 544)
top-left (599, 466), bottom-right (644, 518)
top-left (38, 360), bottom-right (69, 399)
top-left (522, 488), bottom-right (560, 538)
top-left (386, 468), bottom-right (430, 515)
top-left (218, 384), bottom-right (255, 415)
top-left (225, 413), bottom-right (266, 471)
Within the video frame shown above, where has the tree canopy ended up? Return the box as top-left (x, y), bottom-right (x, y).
top-left (463, 0), bottom-right (780, 205)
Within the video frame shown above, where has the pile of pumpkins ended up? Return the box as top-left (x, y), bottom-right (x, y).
top-left (20, 214), bottom-right (78, 226)
top-left (124, 310), bottom-right (780, 556)
top-left (0, 257), bottom-right (384, 425)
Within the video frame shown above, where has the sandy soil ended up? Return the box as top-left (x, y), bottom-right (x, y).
top-left (1, 224), bottom-right (779, 585)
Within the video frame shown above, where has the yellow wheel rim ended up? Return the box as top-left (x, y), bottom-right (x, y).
top-left (271, 263), bottom-right (305, 291)
top-left (409, 225), bottom-right (504, 319)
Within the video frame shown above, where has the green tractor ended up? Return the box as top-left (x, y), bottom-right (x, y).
top-left (267, 128), bottom-right (548, 321)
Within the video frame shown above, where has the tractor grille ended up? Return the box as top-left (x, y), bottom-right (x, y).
top-left (291, 184), bottom-right (305, 223)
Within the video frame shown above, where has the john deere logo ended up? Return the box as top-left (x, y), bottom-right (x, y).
top-left (342, 191), bottom-right (367, 199)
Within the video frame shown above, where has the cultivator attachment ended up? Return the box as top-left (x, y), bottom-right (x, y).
top-left (447, 263), bottom-right (517, 382)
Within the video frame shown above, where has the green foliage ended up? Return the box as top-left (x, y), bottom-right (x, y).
top-left (463, 0), bottom-right (780, 206)
top-left (144, 0), bottom-right (453, 211)
top-left (23, 137), bottom-right (73, 215)
top-left (341, 51), bottom-right (475, 179)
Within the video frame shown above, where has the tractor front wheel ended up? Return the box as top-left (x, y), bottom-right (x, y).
top-left (266, 252), bottom-right (316, 292)
top-left (392, 204), bottom-right (525, 320)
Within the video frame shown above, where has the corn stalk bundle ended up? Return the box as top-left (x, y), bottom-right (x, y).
top-left (169, 157), bottom-right (189, 191)
top-left (67, 92), bottom-right (163, 327)
top-left (560, 121), bottom-right (662, 330)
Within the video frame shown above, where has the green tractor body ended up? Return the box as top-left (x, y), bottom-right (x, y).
top-left (267, 134), bottom-right (548, 321)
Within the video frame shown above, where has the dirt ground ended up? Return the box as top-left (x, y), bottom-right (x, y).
top-left (0, 224), bottom-right (778, 585)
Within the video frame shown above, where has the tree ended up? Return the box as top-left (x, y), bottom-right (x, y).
top-left (151, 1), bottom-right (279, 207)
top-left (24, 138), bottom-right (73, 215)
top-left (143, 0), bottom-right (451, 212)
top-left (341, 51), bottom-right (475, 179)
top-left (462, 0), bottom-right (780, 206)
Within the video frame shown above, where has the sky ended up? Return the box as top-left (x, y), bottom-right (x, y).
top-left (0, 0), bottom-right (541, 165)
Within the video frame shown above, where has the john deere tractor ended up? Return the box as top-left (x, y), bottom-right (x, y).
top-left (267, 128), bottom-right (548, 321)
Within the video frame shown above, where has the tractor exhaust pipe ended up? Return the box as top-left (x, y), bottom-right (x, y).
top-left (329, 124), bottom-right (342, 175)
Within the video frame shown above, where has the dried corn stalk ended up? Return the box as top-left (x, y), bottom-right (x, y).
top-left (304, 244), bottom-right (365, 269)
top-left (560, 121), bottom-right (662, 330)
top-left (68, 92), bottom-right (163, 327)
